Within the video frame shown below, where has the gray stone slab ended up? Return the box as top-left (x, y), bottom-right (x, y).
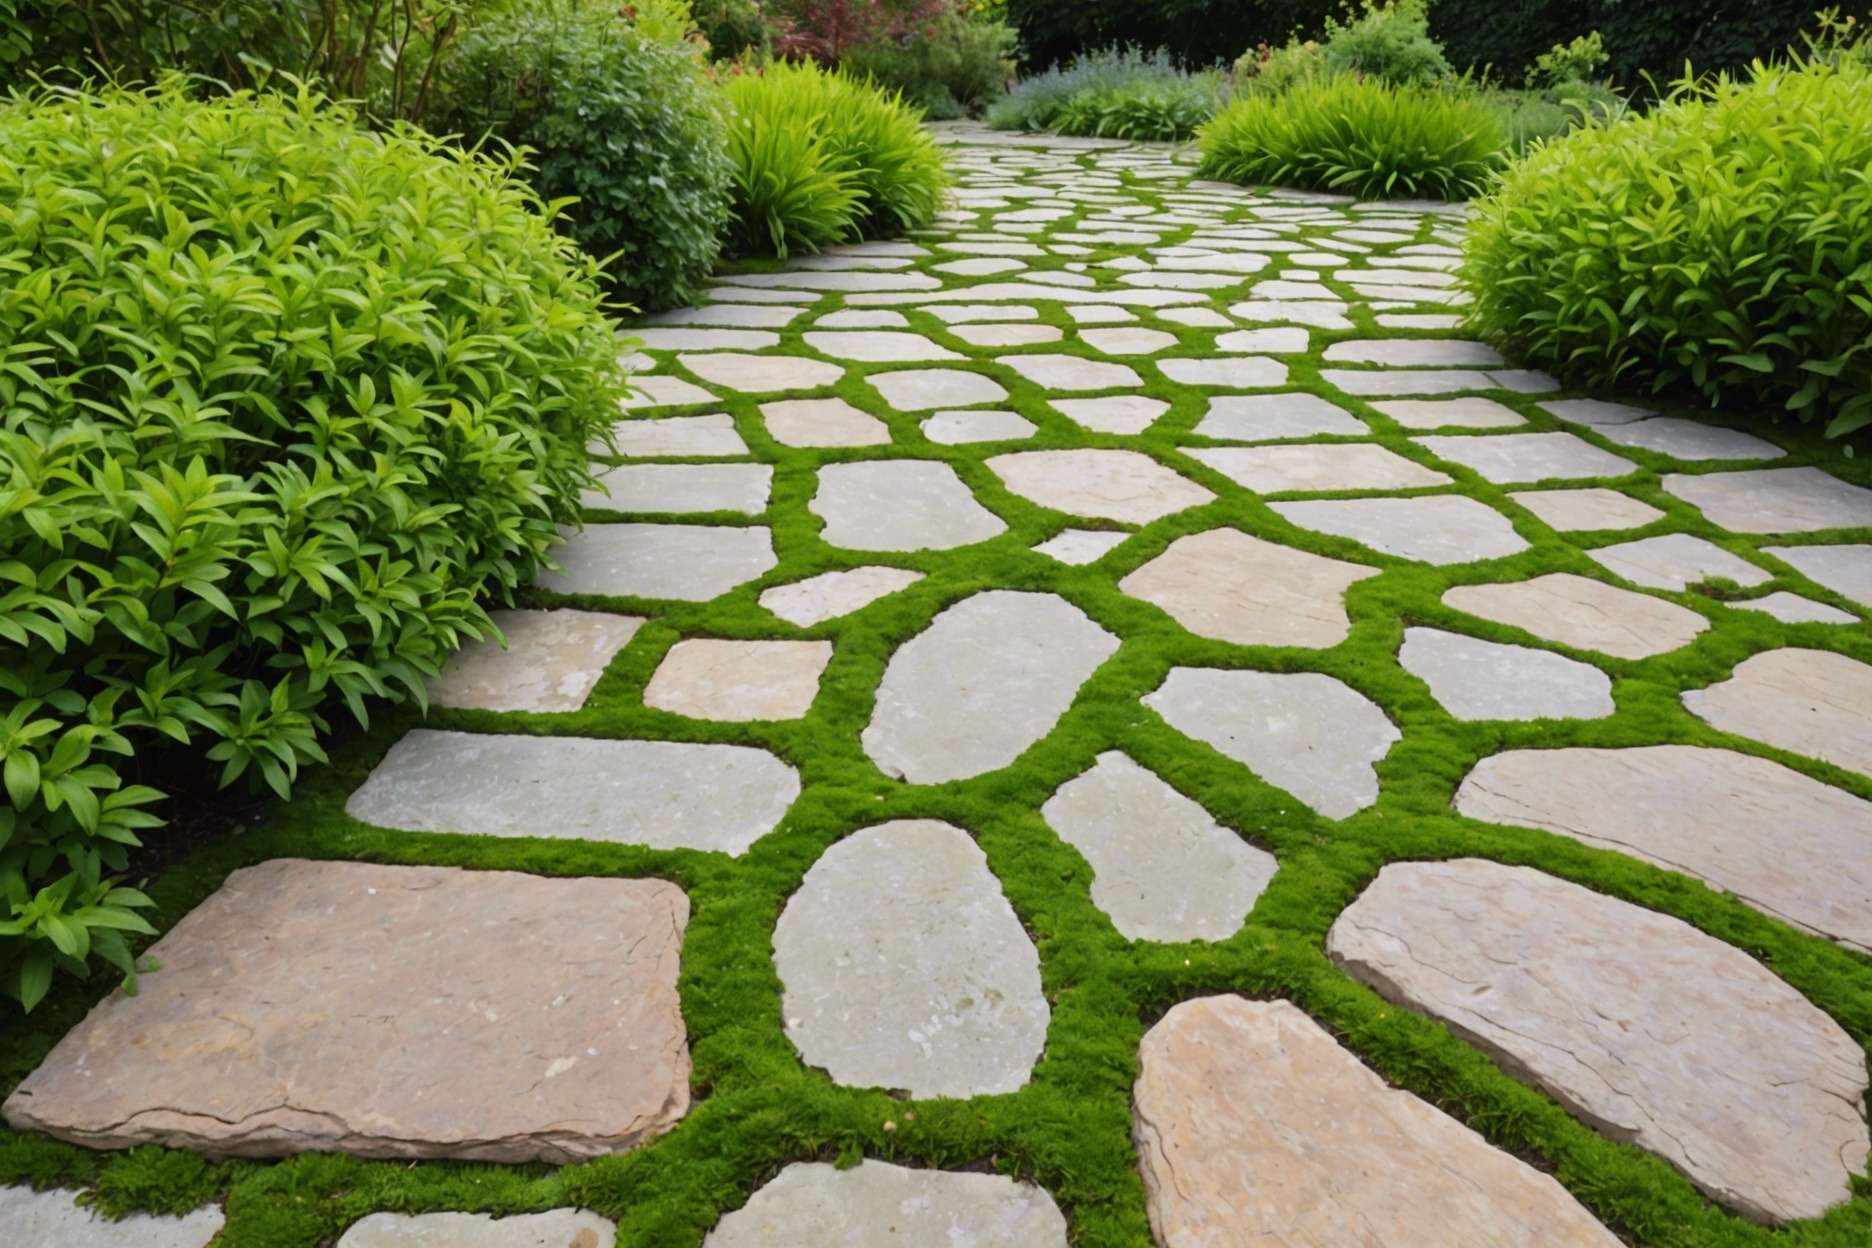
top-left (1685, 648), bottom-right (1872, 777)
top-left (1400, 627), bottom-right (1612, 720)
top-left (1586, 533), bottom-right (1770, 591)
top-left (1214, 327), bottom-right (1312, 354)
top-left (1443, 572), bottom-right (1708, 659)
top-left (1134, 997), bottom-right (1621, 1248)
top-left (719, 270), bottom-right (939, 292)
top-left (1145, 667), bottom-right (1398, 818)
top-left (609, 412), bottom-right (747, 458)
top-left (1507, 487), bottom-right (1663, 532)
top-left (1080, 327), bottom-right (1178, 355)
top-left (815, 308), bottom-right (908, 328)
top-left (867, 368), bottom-right (1009, 410)
top-left (1050, 395), bottom-right (1168, 434)
top-left (346, 730), bottom-right (797, 854)
top-left (1329, 859), bottom-right (1868, 1223)
top-left (0, 1187), bottom-right (223, 1248)
top-left (801, 331), bottom-right (960, 363)
top-left (923, 408), bottom-right (1038, 443)
top-left (646, 304), bottom-right (800, 331)
top-left (678, 353), bottom-right (843, 393)
top-left (583, 463), bottom-right (771, 514)
top-left (1120, 528), bottom-right (1377, 648)
top-left (1414, 432), bottom-right (1635, 483)
top-left (539, 524), bottom-right (775, 601)
top-left (1065, 303), bottom-right (1134, 324)
top-left (812, 461), bottom-right (1005, 551)
top-left (989, 449), bottom-right (1214, 523)
top-left (1228, 299), bottom-right (1354, 330)
top-left (848, 281), bottom-right (1204, 309)
top-left (774, 821), bottom-right (1047, 1097)
top-left (1733, 591), bottom-right (1857, 625)
top-left (1539, 398), bottom-right (1655, 426)
top-left (759, 566), bottom-right (923, 626)
top-left (618, 375), bottom-right (718, 412)
top-left (1043, 752), bottom-right (1275, 941)
top-left (1192, 444), bottom-right (1450, 493)
top-left (1195, 393), bottom-right (1367, 441)
top-left (2, 861), bottom-right (691, 1162)
top-left (337, 1209), bottom-right (617, 1247)
top-left (1372, 398), bottom-right (1525, 430)
top-left (1597, 417), bottom-right (1783, 462)
top-left (1033, 528), bottom-right (1128, 564)
top-left (635, 328), bottom-right (779, 352)
top-left (1324, 369), bottom-right (1532, 396)
top-left (1457, 745), bottom-right (1872, 952)
top-left (430, 609), bottom-right (642, 713)
top-left (1323, 339), bottom-right (1505, 367)
top-left (928, 304), bottom-right (1039, 323)
top-left (1273, 496), bottom-right (1529, 564)
top-left (701, 1161), bottom-right (1068, 1248)
top-left (1004, 353), bottom-right (1143, 391)
top-left (950, 323), bottom-right (1063, 348)
top-left (757, 397), bottom-right (891, 448)
top-left (644, 639), bottom-right (831, 721)
top-left (1157, 357), bottom-right (1288, 388)
top-left (1664, 468), bottom-right (1872, 533)
top-left (1765, 544), bottom-right (1872, 607)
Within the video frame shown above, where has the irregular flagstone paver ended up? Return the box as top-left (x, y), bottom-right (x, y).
top-left (1443, 572), bottom-right (1708, 659)
top-left (1133, 996), bottom-right (1622, 1248)
top-left (677, 353), bottom-right (844, 393)
top-left (1157, 356), bottom-right (1288, 388)
top-left (540, 523), bottom-right (775, 601)
top-left (1733, 590), bottom-right (1857, 624)
top-left (1323, 368), bottom-right (1547, 396)
top-left (1120, 529), bottom-right (1377, 647)
top-left (1595, 417), bottom-right (1783, 462)
top-left (720, 270), bottom-right (938, 292)
top-left (337, 1210), bottom-right (617, 1248)
top-left (1540, 397), bottom-right (1654, 425)
top-left (1586, 533), bottom-right (1770, 591)
top-left (346, 730), bottom-right (797, 854)
top-left (0, 1186), bottom-right (225, 1247)
top-left (1228, 298), bottom-right (1353, 329)
top-left (1004, 353), bottom-right (1143, 390)
top-left (848, 280), bottom-right (1204, 308)
top-left (949, 322), bottom-right (1062, 347)
top-left (1413, 432), bottom-right (1635, 483)
top-left (1684, 648), bottom-right (1872, 777)
top-left (815, 308), bottom-right (907, 328)
top-left (1400, 627), bottom-right (1613, 720)
top-left (811, 461), bottom-right (1006, 551)
top-left (989, 449), bottom-right (1215, 523)
top-left (619, 374), bottom-right (717, 411)
top-left (1042, 751), bottom-right (1275, 940)
top-left (1145, 668), bottom-right (1398, 818)
top-left (583, 462), bottom-right (771, 513)
top-left (867, 367), bottom-right (1009, 410)
top-left (701, 1161), bottom-right (1068, 1248)
top-left (1192, 443), bottom-right (1451, 493)
top-left (1034, 528), bottom-right (1128, 564)
top-left (1765, 543), bottom-right (1872, 607)
top-left (1080, 326), bottom-right (1178, 355)
top-left (928, 303), bottom-right (1039, 322)
top-left (1194, 392), bottom-right (1367, 440)
top-left (863, 591), bottom-right (1118, 783)
top-left (1457, 745), bottom-right (1872, 950)
top-left (922, 407), bottom-right (1037, 443)
top-left (430, 609), bottom-right (642, 713)
top-left (610, 412), bottom-right (747, 457)
top-left (1371, 397), bottom-right (1525, 429)
top-left (1328, 859), bottom-right (1869, 1223)
top-left (1272, 496), bottom-right (1529, 564)
top-left (801, 330), bottom-right (960, 362)
top-left (759, 565), bottom-right (923, 626)
top-left (1214, 327), bottom-right (1311, 354)
top-left (1664, 467), bottom-right (1872, 533)
top-left (774, 820), bottom-right (1048, 1096)
top-left (1066, 303), bottom-right (1135, 323)
top-left (757, 397), bottom-right (891, 447)
top-left (634, 327), bottom-right (778, 352)
top-left (1050, 395), bottom-right (1169, 434)
top-left (1507, 487), bottom-right (1664, 531)
top-left (2, 861), bottom-right (691, 1162)
top-left (644, 639), bottom-right (832, 721)
top-left (1324, 338), bottom-right (1505, 366)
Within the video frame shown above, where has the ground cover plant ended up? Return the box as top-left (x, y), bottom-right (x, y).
top-left (2, 129), bottom-right (1869, 1248)
top-left (0, 78), bottom-right (625, 1014)
top-left (986, 44), bottom-right (1222, 140)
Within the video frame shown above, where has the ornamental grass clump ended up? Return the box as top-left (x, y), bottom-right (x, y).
top-left (0, 80), bottom-right (626, 1012)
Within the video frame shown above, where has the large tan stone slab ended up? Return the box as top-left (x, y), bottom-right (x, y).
top-left (1192, 444), bottom-right (1449, 493)
top-left (863, 591), bottom-right (1118, 783)
top-left (1414, 432), bottom-right (1634, 483)
top-left (582, 463), bottom-right (771, 515)
top-left (644, 639), bottom-right (831, 721)
top-left (1684, 648), bottom-right (1872, 777)
top-left (1765, 543), bottom-right (1872, 608)
top-left (3, 861), bottom-right (691, 1163)
top-left (1443, 572), bottom-right (1708, 659)
top-left (758, 566), bottom-right (924, 626)
top-left (812, 461), bottom-right (1006, 551)
top-left (539, 524), bottom-right (776, 602)
top-left (1119, 528), bottom-right (1376, 647)
top-left (801, 330), bottom-right (959, 362)
top-left (1195, 393), bottom-right (1367, 440)
top-left (678, 352), bottom-right (844, 393)
top-left (1457, 745), bottom-right (1872, 951)
top-left (1665, 467), bottom-right (1872, 532)
top-left (1400, 627), bottom-right (1612, 720)
top-left (1272, 496), bottom-right (1528, 564)
top-left (346, 730), bottom-right (797, 855)
top-left (702, 1161), bottom-right (1068, 1247)
top-left (609, 412), bottom-right (746, 457)
top-left (774, 821), bottom-right (1047, 1097)
top-left (757, 398), bottom-right (890, 448)
top-left (1586, 533), bottom-right (1770, 592)
top-left (1507, 487), bottom-right (1662, 531)
top-left (1133, 996), bottom-right (1622, 1248)
top-left (867, 367), bottom-right (1009, 411)
top-left (988, 449), bottom-right (1214, 524)
top-left (429, 609), bottom-right (642, 713)
top-left (337, 1209), bottom-right (616, 1247)
top-left (0, 1186), bottom-right (223, 1247)
top-left (1329, 859), bottom-right (1870, 1223)
top-left (1004, 352), bottom-right (1143, 391)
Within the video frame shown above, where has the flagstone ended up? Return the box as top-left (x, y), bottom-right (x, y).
top-left (539, 523), bottom-right (775, 601)
top-left (634, 328), bottom-right (779, 351)
top-left (429, 609), bottom-right (641, 713)
top-left (1325, 368), bottom-right (1540, 396)
top-left (848, 281), bottom-right (1204, 308)
top-left (933, 256), bottom-right (1027, 275)
top-left (1664, 467), bottom-right (1872, 533)
top-left (0, 1187), bottom-right (224, 1248)
top-left (1324, 339), bottom-right (1506, 366)
top-left (1507, 487), bottom-right (1663, 531)
top-left (1157, 356), bottom-right (1288, 388)
top-left (1004, 353), bottom-right (1143, 390)
top-left (1134, 996), bottom-right (1622, 1248)
top-left (1192, 444), bottom-right (1451, 493)
top-left (1228, 299), bottom-right (1354, 329)
top-left (644, 638), bottom-right (831, 722)
top-left (620, 374), bottom-right (717, 410)
top-left (801, 330), bottom-right (960, 363)
top-left (1684, 648), bottom-right (1872, 777)
top-left (989, 449), bottom-right (1215, 523)
top-left (1596, 417), bottom-right (1783, 462)
top-left (679, 352), bottom-right (843, 393)
top-left (1765, 544), bottom-right (1872, 607)
top-left (1272, 496), bottom-right (1528, 564)
top-left (928, 303), bottom-right (1039, 322)
top-left (705, 286), bottom-right (815, 304)
top-left (1328, 859), bottom-right (1869, 1223)
top-left (922, 407), bottom-right (1037, 443)
top-left (2, 860), bottom-right (691, 1162)
top-left (1158, 306), bottom-right (1232, 328)
top-left (1376, 312), bottom-right (1466, 329)
top-left (1372, 397), bottom-right (1524, 429)
top-left (814, 308), bottom-right (907, 328)
top-left (337, 1210), bottom-right (617, 1247)
top-left (1120, 528), bottom-right (1377, 648)
top-left (1400, 627), bottom-right (1612, 720)
top-left (1194, 393), bottom-right (1367, 440)
top-left (645, 303), bottom-right (800, 329)
top-left (1214, 327), bottom-right (1310, 354)
top-left (1080, 326), bottom-right (1178, 355)
top-left (759, 566), bottom-right (923, 626)
top-left (718, 270), bottom-right (940, 292)
top-left (949, 322), bottom-right (1063, 347)
top-left (757, 397), bottom-right (891, 447)
top-left (1444, 572), bottom-right (1706, 658)
top-left (1540, 398), bottom-right (1655, 426)
top-left (583, 462), bottom-right (771, 514)
top-left (812, 461), bottom-right (1005, 551)
top-left (867, 367), bottom-right (1009, 410)
top-left (1051, 394), bottom-right (1169, 434)
top-left (1586, 533), bottom-right (1770, 591)
top-left (701, 1161), bottom-right (1068, 1248)
top-left (1732, 590), bottom-right (1857, 624)
top-left (609, 412), bottom-right (747, 457)
top-left (774, 820), bottom-right (1047, 1096)
top-left (1033, 528), bottom-right (1128, 564)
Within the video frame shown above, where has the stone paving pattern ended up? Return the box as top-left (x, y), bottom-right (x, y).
top-left (6, 127), bottom-right (1870, 1245)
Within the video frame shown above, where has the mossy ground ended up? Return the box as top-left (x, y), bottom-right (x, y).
top-left (2, 132), bottom-right (1869, 1246)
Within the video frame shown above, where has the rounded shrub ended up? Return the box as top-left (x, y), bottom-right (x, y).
top-left (0, 80), bottom-right (626, 1011)
top-left (1197, 76), bottom-right (1508, 200)
top-left (438, 3), bottom-right (734, 310)
top-left (1464, 55), bottom-right (1872, 438)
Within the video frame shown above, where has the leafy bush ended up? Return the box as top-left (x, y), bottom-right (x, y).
top-left (1527, 30), bottom-right (1608, 86)
top-left (844, 5), bottom-right (1017, 119)
top-left (1197, 75), bottom-right (1507, 199)
top-left (1321, 0), bottom-right (1451, 85)
top-left (1049, 73), bottom-right (1220, 140)
top-left (1464, 53), bottom-right (1872, 438)
top-left (1234, 38), bottom-right (1327, 95)
top-left (0, 80), bottom-right (625, 1011)
top-left (770, 0), bottom-right (945, 62)
top-left (986, 44), bottom-right (1215, 132)
top-left (1003, 0), bottom-right (1323, 73)
top-left (437, 2), bottom-right (733, 310)
top-left (723, 60), bottom-right (948, 257)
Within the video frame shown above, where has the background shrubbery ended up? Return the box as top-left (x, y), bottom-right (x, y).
top-left (0, 80), bottom-right (625, 1010)
top-left (986, 45), bottom-right (1221, 139)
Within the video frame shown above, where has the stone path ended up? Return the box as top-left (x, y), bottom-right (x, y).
top-left (7, 127), bottom-right (1871, 1245)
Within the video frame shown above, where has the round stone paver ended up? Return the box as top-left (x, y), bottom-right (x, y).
top-left (988, 449), bottom-right (1214, 524)
top-left (1329, 859), bottom-right (1870, 1222)
top-left (1400, 627), bottom-right (1613, 720)
top-left (701, 1161), bottom-right (1068, 1248)
top-left (336, 1209), bottom-right (617, 1248)
top-left (773, 821), bottom-right (1047, 1098)
top-left (811, 461), bottom-right (1006, 551)
top-left (1684, 648), bottom-right (1872, 777)
top-left (1119, 528), bottom-right (1377, 648)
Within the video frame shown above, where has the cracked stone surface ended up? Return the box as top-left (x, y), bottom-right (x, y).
top-left (812, 461), bottom-right (1006, 551)
top-left (1328, 859), bottom-right (1869, 1223)
top-left (1191, 443), bottom-right (1450, 493)
top-left (863, 591), bottom-right (1118, 783)
top-left (644, 639), bottom-right (832, 721)
top-left (1146, 668), bottom-right (1398, 818)
top-left (429, 609), bottom-right (642, 713)
top-left (346, 730), bottom-right (797, 854)
top-left (583, 462), bottom-right (771, 514)
top-left (1456, 745), bottom-right (1872, 951)
top-left (539, 523), bottom-right (776, 601)
top-left (701, 1161), bottom-right (1068, 1248)
top-left (2, 861), bottom-right (691, 1163)
top-left (1272, 496), bottom-right (1529, 564)
top-left (1664, 467), bottom-right (1872, 533)
top-left (1507, 487), bottom-right (1663, 531)
top-left (1585, 533), bottom-right (1770, 591)
top-left (1119, 528), bottom-right (1377, 647)
top-left (1133, 996), bottom-right (1622, 1248)
top-left (1443, 572), bottom-right (1708, 658)
top-left (1684, 648), bottom-right (1872, 777)
top-left (988, 449), bottom-right (1214, 523)
top-left (1194, 392), bottom-right (1367, 440)
top-left (773, 821), bottom-right (1047, 1097)
top-left (1400, 627), bottom-right (1613, 720)
top-left (336, 1210), bottom-right (617, 1247)
top-left (759, 566), bottom-right (923, 626)
top-left (0, 1186), bottom-right (224, 1247)
top-left (757, 397), bottom-right (891, 447)
top-left (1042, 752), bottom-right (1275, 941)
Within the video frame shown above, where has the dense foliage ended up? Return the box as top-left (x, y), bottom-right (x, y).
top-left (1003, 0), bottom-right (1321, 72)
top-left (723, 60), bottom-right (947, 257)
top-left (843, 5), bottom-right (1017, 119)
top-left (1465, 53), bottom-right (1872, 438)
top-left (985, 44), bottom-right (1219, 138)
top-left (1319, 0), bottom-right (1449, 85)
top-left (0, 81), bottom-right (625, 1012)
top-left (1198, 75), bottom-right (1507, 199)
top-left (438, 2), bottom-right (734, 310)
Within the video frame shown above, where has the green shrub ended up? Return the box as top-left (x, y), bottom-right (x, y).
top-left (438, 3), bottom-right (733, 310)
top-left (844, 7), bottom-right (1017, 119)
top-left (1049, 74), bottom-right (1219, 140)
top-left (1527, 30), bottom-right (1608, 86)
top-left (1234, 38), bottom-right (1327, 95)
top-left (723, 60), bottom-right (947, 257)
top-left (0, 80), bottom-right (626, 1012)
top-left (1321, 0), bottom-right (1452, 85)
top-left (1003, 0), bottom-right (1323, 73)
top-left (1198, 75), bottom-right (1506, 199)
top-left (986, 44), bottom-right (1216, 132)
top-left (1465, 53), bottom-right (1872, 438)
